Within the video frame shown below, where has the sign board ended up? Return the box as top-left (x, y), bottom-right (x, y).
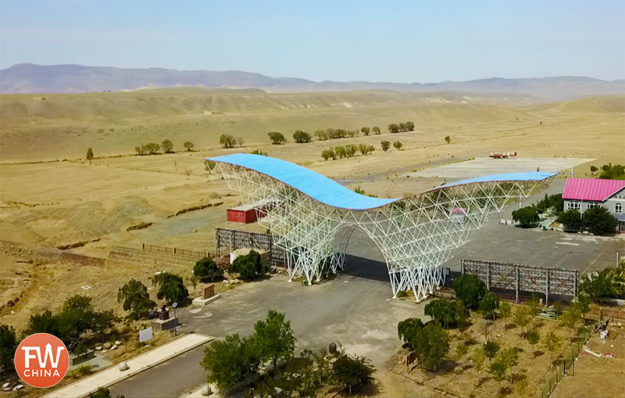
top-left (139, 327), bottom-right (153, 343)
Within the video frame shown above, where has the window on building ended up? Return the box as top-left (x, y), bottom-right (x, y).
top-left (568, 201), bottom-right (581, 210)
top-left (617, 202), bottom-right (623, 214)
top-left (587, 203), bottom-right (599, 209)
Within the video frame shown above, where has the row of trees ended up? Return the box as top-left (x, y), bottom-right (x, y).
top-left (269, 122), bottom-right (414, 145)
top-left (388, 121), bottom-right (415, 134)
top-left (219, 134), bottom-right (244, 148)
top-left (557, 206), bottom-right (618, 235)
top-left (134, 140), bottom-right (194, 155)
top-left (201, 310), bottom-right (374, 395)
top-left (320, 141), bottom-right (404, 160)
top-left (512, 193), bottom-right (564, 228)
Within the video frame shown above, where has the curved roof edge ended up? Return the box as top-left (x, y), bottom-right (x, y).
top-left (428, 171), bottom-right (558, 191)
top-left (207, 153), bottom-right (400, 210)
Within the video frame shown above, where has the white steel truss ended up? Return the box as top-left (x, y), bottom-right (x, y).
top-left (211, 162), bottom-right (553, 302)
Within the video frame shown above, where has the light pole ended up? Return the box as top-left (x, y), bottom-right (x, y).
top-left (172, 302), bottom-right (178, 336)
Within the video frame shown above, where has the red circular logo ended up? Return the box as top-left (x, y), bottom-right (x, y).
top-left (14, 333), bottom-right (69, 388)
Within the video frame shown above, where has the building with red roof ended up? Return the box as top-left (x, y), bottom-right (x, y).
top-left (562, 178), bottom-right (625, 231)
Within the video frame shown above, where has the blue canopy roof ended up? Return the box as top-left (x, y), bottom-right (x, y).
top-left (207, 153), bottom-right (400, 210)
top-left (430, 171), bottom-right (558, 190)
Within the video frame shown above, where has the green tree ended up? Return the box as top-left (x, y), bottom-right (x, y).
top-left (89, 387), bottom-right (125, 398)
top-left (332, 354), bottom-right (375, 395)
top-left (334, 146), bottom-right (346, 158)
top-left (513, 306), bottom-right (531, 336)
top-left (388, 123), bottom-right (400, 134)
top-left (444, 136), bottom-right (451, 144)
top-left (152, 272), bottom-right (189, 304)
top-left (452, 274), bottom-right (487, 309)
top-left (499, 301), bottom-right (512, 322)
top-left (25, 310), bottom-right (61, 337)
top-left (576, 293), bottom-right (592, 319)
top-left (590, 165), bottom-right (598, 173)
top-left (526, 329), bottom-right (540, 346)
top-left (483, 341), bottom-right (500, 360)
top-left (398, 318), bottom-right (424, 343)
top-left (372, 126), bottom-right (381, 135)
top-left (424, 299), bottom-right (469, 329)
top-left (543, 330), bottom-right (561, 361)
top-left (268, 131), bottom-right (286, 145)
top-left (557, 209), bottom-right (582, 231)
top-left (579, 267), bottom-right (622, 300)
top-left (490, 348), bottom-right (518, 385)
top-left (479, 292), bottom-right (499, 320)
top-left (512, 206), bottom-right (540, 227)
top-left (194, 257), bottom-right (223, 282)
top-left (403, 321), bottom-right (449, 370)
top-left (561, 306), bottom-right (581, 337)
top-left (0, 324), bottom-right (17, 374)
top-left (183, 141), bottom-right (194, 151)
top-left (360, 127), bottom-right (370, 136)
top-left (321, 148), bottom-right (336, 160)
top-left (161, 139), bottom-right (174, 153)
top-left (293, 130), bottom-right (312, 143)
top-left (117, 279), bottom-right (156, 320)
top-left (58, 295), bottom-right (117, 348)
top-left (201, 333), bottom-right (261, 390)
top-left (392, 140), bottom-right (403, 150)
top-left (253, 310), bottom-right (296, 368)
top-left (380, 140), bottom-right (391, 152)
top-left (405, 121), bottom-right (415, 131)
top-left (582, 206), bottom-right (618, 235)
top-left (86, 147), bottom-right (94, 163)
top-left (219, 134), bottom-right (236, 148)
top-left (229, 250), bottom-right (264, 279)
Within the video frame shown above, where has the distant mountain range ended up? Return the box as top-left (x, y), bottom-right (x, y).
top-left (1, 63), bottom-right (623, 100)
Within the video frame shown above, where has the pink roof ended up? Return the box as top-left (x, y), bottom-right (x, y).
top-left (562, 178), bottom-right (625, 202)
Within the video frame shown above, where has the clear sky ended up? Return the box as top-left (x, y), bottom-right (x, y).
top-left (1, 0), bottom-right (624, 82)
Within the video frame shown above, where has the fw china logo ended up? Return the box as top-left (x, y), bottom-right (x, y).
top-left (14, 333), bottom-right (69, 388)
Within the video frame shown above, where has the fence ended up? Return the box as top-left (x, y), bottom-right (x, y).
top-left (539, 326), bottom-right (592, 398)
top-left (141, 243), bottom-right (209, 258)
top-left (215, 228), bottom-right (286, 265)
top-left (461, 259), bottom-right (579, 304)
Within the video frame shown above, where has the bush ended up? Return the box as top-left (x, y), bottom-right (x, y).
top-left (526, 329), bottom-right (540, 345)
top-left (332, 354), bottom-right (375, 395)
top-left (582, 206), bottom-right (618, 235)
top-left (424, 299), bottom-right (469, 329)
top-left (358, 143), bottom-right (375, 155)
top-left (483, 340), bottom-right (500, 359)
top-left (361, 127), bottom-right (370, 136)
top-left (444, 136), bottom-right (451, 144)
top-left (152, 272), bottom-right (189, 304)
top-left (135, 142), bottom-right (160, 155)
top-left (452, 274), bottom-right (487, 309)
top-left (557, 209), bottom-right (582, 231)
top-left (219, 134), bottom-right (236, 148)
top-left (372, 126), bottom-right (381, 135)
top-left (117, 279), bottom-right (156, 320)
top-left (161, 139), bottom-right (174, 153)
top-left (86, 147), bottom-right (94, 162)
top-left (345, 144), bottom-right (357, 157)
top-left (194, 257), bottom-right (223, 282)
top-left (228, 250), bottom-right (264, 279)
top-left (512, 206), bottom-right (540, 227)
top-left (183, 141), bottom-right (194, 151)
top-left (388, 123), bottom-right (400, 134)
top-left (393, 141), bottom-right (403, 150)
top-left (321, 148), bottom-right (336, 160)
top-left (380, 140), bottom-right (391, 152)
top-left (268, 131), bottom-right (286, 145)
top-left (293, 130), bottom-right (311, 143)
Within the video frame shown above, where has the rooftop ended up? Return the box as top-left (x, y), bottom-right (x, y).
top-left (562, 178), bottom-right (625, 202)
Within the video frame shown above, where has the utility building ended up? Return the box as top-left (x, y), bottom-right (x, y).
top-left (562, 178), bottom-right (625, 232)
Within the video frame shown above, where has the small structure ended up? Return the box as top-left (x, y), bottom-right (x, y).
top-left (192, 284), bottom-right (222, 306)
top-left (151, 306), bottom-right (177, 331)
top-left (227, 204), bottom-right (263, 223)
top-left (562, 178), bottom-right (625, 232)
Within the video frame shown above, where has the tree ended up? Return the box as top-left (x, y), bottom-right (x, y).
top-left (590, 165), bottom-right (598, 173)
top-left (401, 320), bottom-right (449, 370)
top-left (334, 146), bottom-right (346, 159)
top-left (358, 143), bottom-right (375, 155)
top-left (293, 130), bottom-right (311, 143)
top-left (561, 306), bottom-right (581, 337)
top-left (557, 209), bottom-right (582, 231)
top-left (527, 295), bottom-right (542, 317)
top-left (332, 354), bottom-right (374, 395)
top-left (372, 126), bottom-right (381, 135)
top-left (321, 148), bottom-right (336, 160)
top-left (201, 333), bottom-right (261, 390)
top-left (398, 318), bottom-right (424, 343)
top-left (526, 329), bottom-right (540, 346)
top-left (582, 206), bottom-right (618, 235)
top-left (380, 141), bottom-right (391, 152)
top-left (444, 136), bottom-right (451, 144)
top-left (405, 121), bottom-right (415, 131)
top-left (268, 132), bottom-right (286, 145)
top-left (361, 127), bottom-right (370, 136)
top-left (424, 299), bottom-right (469, 329)
top-left (0, 324), bottom-right (17, 374)
top-left (184, 141), bottom-right (195, 151)
top-left (490, 348), bottom-right (518, 385)
top-left (345, 144), bottom-right (357, 157)
top-left (161, 139), bottom-right (174, 153)
top-left (58, 295), bottom-right (117, 348)
top-left (152, 272), bottom-right (189, 304)
top-left (479, 292), bottom-right (499, 320)
top-left (219, 134), bottom-right (236, 148)
top-left (194, 257), bottom-right (223, 282)
top-left (86, 147), bottom-right (94, 163)
top-left (392, 141), bottom-right (403, 150)
top-left (229, 250), bottom-right (264, 279)
top-left (512, 206), bottom-right (540, 227)
top-left (388, 123), bottom-right (400, 134)
top-left (483, 341), bottom-right (500, 360)
top-left (499, 301), bottom-right (512, 322)
top-left (117, 279), bottom-right (156, 320)
top-left (253, 310), bottom-right (296, 368)
top-left (513, 306), bottom-right (531, 336)
top-left (452, 274), bottom-right (487, 309)
top-left (543, 331), bottom-right (561, 361)
top-left (25, 310), bottom-right (61, 337)
top-left (576, 293), bottom-right (592, 319)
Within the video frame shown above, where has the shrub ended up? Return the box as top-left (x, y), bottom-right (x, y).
top-left (251, 149), bottom-right (267, 156)
top-left (483, 340), bottom-right (500, 359)
top-left (361, 127), bottom-right (370, 136)
top-left (599, 163), bottom-right (625, 179)
top-left (393, 141), bottom-right (403, 150)
top-left (358, 143), bottom-right (375, 155)
top-left (372, 126), bottom-right (381, 135)
top-left (293, 130), bottom-right (311, 143)
top-left (380, 140), bottom-right (391, 152)
top-left (444, 136), bottom-right (451, 144)
top-left (512, 206), bottom-right (540, 227)
top-left (321, 148), bottom-right (336, 160)
top-left (161, 139), bottom-right (174, 153)
top-left (557, 209), bottom-right (582, 231)
top-left (268, 131), bottom-right (286, 145)
top-left (345, 144), bottom-right (357, 157)
top-left (86, 147), bottom-right (94, 162)
top-left (388, 123), bottom-right (400, 134)
top-left (452, 274), bottom-right (487, 309)
top-left (219, 134), bottom-right (236, 148)
top-left (334, 146), bottom-right (346, 158)
top-left (582, 206), bottom-right (618, 235)
top-left (228, 250), bottom-right (264, 279)
top-left (526, 329), bottom-right (540, 345)
top-left (117, 279), bottom-right (156, 320)
top-left (332, 354), bottom-right (375, 395)
top-left (183, 141), bottom-right (194, 151)
top-left (479, 292), bottom-right (499, 320)
top-left (194, 257), bottom-right (223, 282)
